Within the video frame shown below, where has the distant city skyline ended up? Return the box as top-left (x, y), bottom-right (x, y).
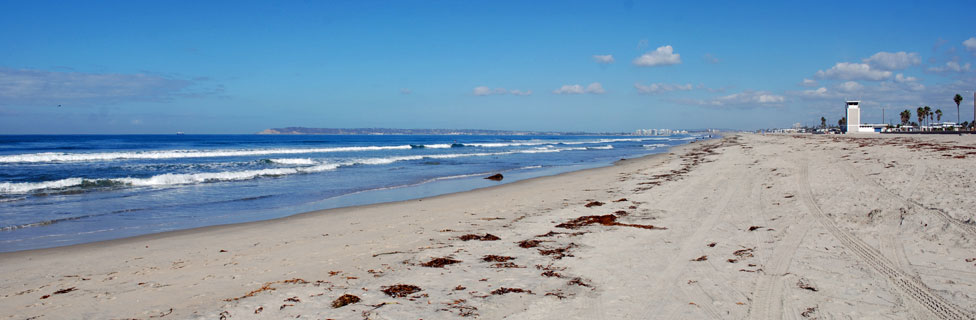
top-left (1, 0), bottom-right (975, 134)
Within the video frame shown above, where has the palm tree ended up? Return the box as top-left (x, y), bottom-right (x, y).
top-left (954, 94), bottom-right (963, 124)
top-left (917, 107), bottom-right (925, 128)
top-left (900, 109), bottom-right (911, 126)
top-left (924, 106), bottom-right (932, 127)
top-left (820, 117), bottom-right (826, 129)
top-left (838, 117), bottom-right (846, 127)
top-left (936, 109), bottom-right (943, 122)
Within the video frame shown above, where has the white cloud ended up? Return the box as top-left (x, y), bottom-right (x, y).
top-left (0, 67), bottom-right (200, 106)
top-left (592, 55), bottom-right (614, 64)
top-left (634, 82), bottom-right (693, 94)
top-left (473, 86), bottom-right (532, 96)
top-left (633, 45), bottom-right (682, 67)
top-left (963, 37), bottom-right (976, 51)
top-left (682, 90), bottom-right (785, 107)
top-left (400, 88), bottom-right (412, 95)
top-left (837, 81), bottom-right (864, 92)
top-left (791, 77), bottom-right (930, 105)
top-left (585, 82), bottom-right (605, 94)
top-left (815, 62), bottom-right (892, 81)
top-left (553, 84), bottom-right (584, 94)
top-left (755, 93), bottom-right (786, 103)
top-left (927, 61), bottom-right (972, 73)
top-left (800, 78), bottom-right (819, 87)
top-left (553, 83), bottom-right (604, 95)
top-left (473, 86), bottom-right (507, 96)
top-left (862, 51), bottom-right (921, 70)
top-left (802, 87), bottom-right (829, 97)
top-left (894, 73), bottom-right (917, 83)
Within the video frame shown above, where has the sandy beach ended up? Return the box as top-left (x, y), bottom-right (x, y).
top-left (2, 133), bottom-right (976, 319)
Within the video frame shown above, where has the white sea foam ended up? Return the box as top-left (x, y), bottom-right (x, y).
top-left (463, 137), bottom-right (657, 148)
top-left (0, 137), bottom-right (681, 163)
top-left (0, 145), bottom-right (414, 163)
top-left (0, 164), bottom-right (343, 194)
top-left (428, 172), bottom-right (489, 182)
top-left (0, 145), bottom-right (612, 194)
top-left (268, 158), bottom-right (316, 165)
top-left (0, 178), bottom-right (86, 194)
top-left (642, 143), bottom-right (670, 149)
top-left (587, 145), bottom-right (614, 150)
top-left (118, 163), bottom-right (342, 187)
top-left (520, 147), bottom-right (571, 153)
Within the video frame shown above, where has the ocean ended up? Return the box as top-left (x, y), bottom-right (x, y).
top-left (0, 134), bottom-right (700, 252)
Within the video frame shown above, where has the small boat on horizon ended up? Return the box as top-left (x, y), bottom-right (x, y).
top-left (176, 132), bottom-right (185, 135)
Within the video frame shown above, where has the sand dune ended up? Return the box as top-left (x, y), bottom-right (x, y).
top-left (2, 133), bottom-right (975, 319)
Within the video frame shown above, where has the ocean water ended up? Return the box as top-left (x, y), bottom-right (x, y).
top-left (0, 134), bottom-right (700, 252)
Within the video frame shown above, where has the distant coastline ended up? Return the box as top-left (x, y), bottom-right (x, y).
top-left (256, 127), bottom-right (623, 136)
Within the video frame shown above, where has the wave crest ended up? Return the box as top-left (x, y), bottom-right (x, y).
top-left (0, 144), bottom-right (624, 195)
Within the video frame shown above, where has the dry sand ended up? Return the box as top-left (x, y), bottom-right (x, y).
top-left (2, 133), bottom-right (975, 319)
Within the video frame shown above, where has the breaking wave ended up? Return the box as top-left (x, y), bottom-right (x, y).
top-left (266, 158), bottom-right (316, 165)
top-left (0, 145), bottom-right (414, 163)
top-left (0, 137), bottom-right (666, 164)
top-left (0, 146), bottom-right (599, 195)
top-left (642, 143), bottom-right (670, 149)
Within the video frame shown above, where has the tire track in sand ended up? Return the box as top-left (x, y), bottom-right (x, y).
top-left (837, 161), bottom-right (976, 238)
top-left (645, 143), bottom-right (745, 319)
top-left (677, 170), bottom-right (757, 319)
top-left (663, 169), bottom-right (742, 319)
top-left (799, 158), bottom-right (973, 320)
top-left (835, 159), bottom-right (931, 320)
top-left (748, 162), bottom-right (812, 320)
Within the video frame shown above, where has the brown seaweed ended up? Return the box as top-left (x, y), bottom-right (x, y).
top-left (420, 257), bottom-right (462, 268)
top-left (584, 201), bottom-right (605, 207)
top-left (381, 284), bottom-right (422, 298)
top-left (490, 287), bottom-right (532, 295)
top-left (482, 255), bottom-right (515, 262)
top-left (332, 294), bottom-right (361, 308)
top-left (458, 233), bottom-right (501, 241)
top-left (556, 214), bottom-right (665, 230)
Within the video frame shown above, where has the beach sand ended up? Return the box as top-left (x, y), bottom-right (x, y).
top-left (2, 133), bottom-right (975, 319)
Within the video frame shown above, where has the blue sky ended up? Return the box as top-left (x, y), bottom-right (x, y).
top-left (1, 0), bottom-right (975, 133)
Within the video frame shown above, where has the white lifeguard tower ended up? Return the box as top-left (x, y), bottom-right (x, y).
top-left (845, 100), bottom-right (887, 133)
top-left (846, 100), bottom-right (861, 133)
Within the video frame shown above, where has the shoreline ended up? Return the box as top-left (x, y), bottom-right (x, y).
top-left (5, 133), bottom-right (971, 319)
top-left (0, 140), bottom-right (697, 257)
top-left (0, 136), bottom-right (703, 319)
top-left (0, 135), bottom-right (699, 253)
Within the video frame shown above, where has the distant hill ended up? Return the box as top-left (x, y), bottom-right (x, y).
top-left (257, 127), bottom-right (614, 135)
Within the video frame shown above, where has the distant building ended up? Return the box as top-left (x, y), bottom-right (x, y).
top-left (845, 100), bottom-right (887, 134)
top-left (845, 100), bottom-right (861, 133)
top-left (633, 128), bottom-right (686, 136)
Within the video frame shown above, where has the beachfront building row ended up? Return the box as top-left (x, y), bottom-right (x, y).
top-left (633, 129), bottom-right (689, 136)
top-left (845, 100), bottom-right (968, 133)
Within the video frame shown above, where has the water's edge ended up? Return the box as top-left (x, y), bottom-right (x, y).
top-left (0, 140), bottom-right (705, 256)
